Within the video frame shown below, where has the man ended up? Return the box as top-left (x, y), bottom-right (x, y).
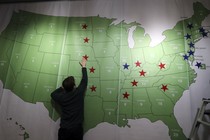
top-left (51, 58), bottom-right (88, 140)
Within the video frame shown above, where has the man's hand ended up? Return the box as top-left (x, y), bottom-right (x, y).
top-left (79, 57), bottom-right (87, 67)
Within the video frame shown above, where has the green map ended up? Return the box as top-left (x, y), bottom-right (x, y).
top-left (0, 2), bottom-right (209, 140)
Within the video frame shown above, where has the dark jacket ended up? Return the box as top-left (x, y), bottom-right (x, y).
top-left (51, 68), bottom-right (88, 129)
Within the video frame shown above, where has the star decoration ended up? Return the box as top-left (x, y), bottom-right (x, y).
top-left (183, 54), bottom-right (189, 60)
top-left (84, 37), bottom-right (90, 43)
top-left (123, 92), bottom-right (130, 99)
top-left (135, 61), bottom-right (141, 67)
top-left (131, 80), bottom-right (138, 86)
top-left (82, 24), bottom-right (88, 29)
top-left (188, 42), bottom-right (195, 48)
top-left (139, 70), bottom-right (146, 76)
top-left (89, 66), bottom-right (95, 73)
top-left (195, 62), bottom-right (202, 69)
top-left (199, 27), bottom-right (205, 33)
top-left (187, 23), bottom-right (193, 29)
top-left (201, 32), bottom-right (208, 37)
top-left (159, 62), bottom-right (166, 69)
top-left (90, 85), bottom-right (96, 92)
top-left (198, 27), bottom-right (209, 37)
top-left (184, 33), bottom-right (191, 40)
top-left (161, 84), bottom-right (168, 92)
top-left (83, 55), bottom-right (89, 60)
top-left (123, 63), bottom-right (129, 69)
top-left (188, 50), bottom-right (194, 56)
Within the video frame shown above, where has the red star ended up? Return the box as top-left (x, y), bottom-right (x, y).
top-left (83, 55), bottom-right (89, 60)
top-left (161, 84), bottom-right (168, 92)
top-left (89, 66), bottom-right (95, 73)
top-left (139, 70), bottom-right (146, 76)
top-left (159, 62), bottom-right (166, 69)
top-left (84, 37), bottom-right (90, 43)
top-left (82, 24), bottom-right (88, 29)
top-left (135, 61), bottom-right (141, 67)
top-left (90, 85), bottom-right (96, 92)
top-left (131, 80), bottom-right (138, 86)
top-left (123, 92), bottom-right (130, 99)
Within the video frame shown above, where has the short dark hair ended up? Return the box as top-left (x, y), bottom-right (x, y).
top-left (62, 76), bottom-right (75, 92)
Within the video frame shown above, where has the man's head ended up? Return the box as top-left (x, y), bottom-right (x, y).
top-left (62, 76), bottom-right (75, 92)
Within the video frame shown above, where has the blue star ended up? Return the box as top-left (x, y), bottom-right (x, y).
top-left (184, 33), bottom-right (191, 40)
top-left (202, 32), bottom-right (208, 37)
top-left (199, 27), bottom-right (205, 33)
top-left (183, 54), bottom-right (189, 60)
top-left (188, 50), bottom-right (194, 56)
top-left (123, 63), bottom-right (129, 69)
top-left (187, 23), bottom-right (193, 29)
top-left (188, 42), bottom-right (195, 48)
top-left (195, 62), bottom-right (202, 69)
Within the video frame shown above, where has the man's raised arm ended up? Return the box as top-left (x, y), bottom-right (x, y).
top-left (78, 58), bottom-right (88, 89)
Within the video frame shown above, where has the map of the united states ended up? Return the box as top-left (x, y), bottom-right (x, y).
top-left (0, 2), bottom-right (209, 140)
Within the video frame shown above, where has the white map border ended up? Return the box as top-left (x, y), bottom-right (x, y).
top-left (0, 0), bottom-right (210, 139)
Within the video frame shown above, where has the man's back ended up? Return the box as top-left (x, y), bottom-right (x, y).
top-left (51, 67), bottom-right (87, 129)
top-left (51, 58), bottom-right (88, 140)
